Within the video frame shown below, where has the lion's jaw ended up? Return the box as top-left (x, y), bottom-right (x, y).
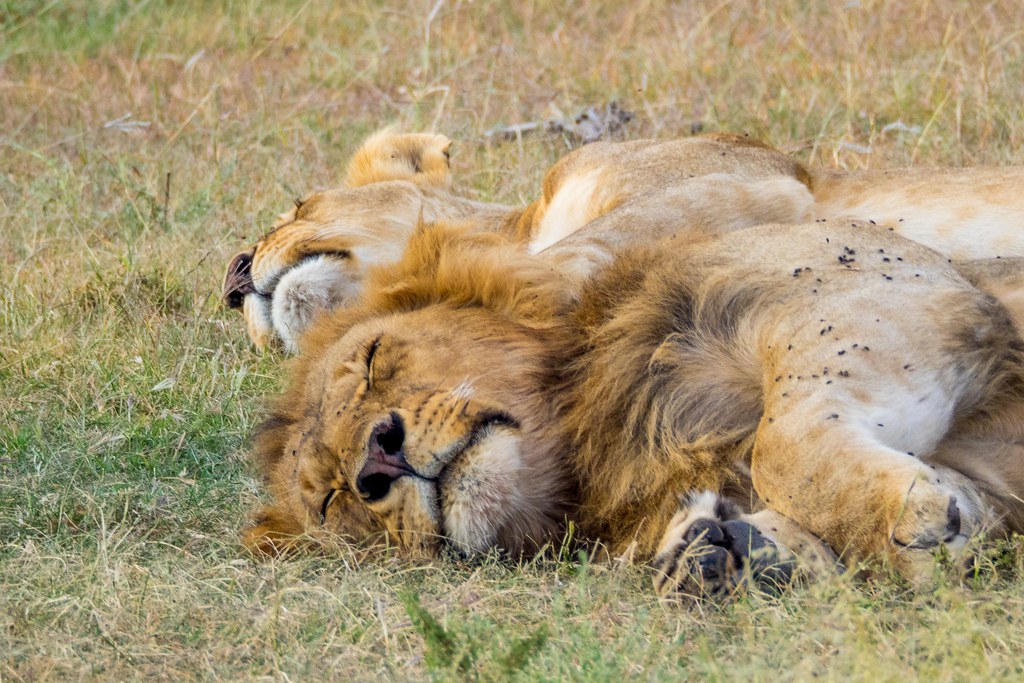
top-left (437, 424), bottom-right (528, 552)
top-left (266, 256), bottom-right (364, 353)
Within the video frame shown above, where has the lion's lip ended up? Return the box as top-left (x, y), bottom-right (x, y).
top-left (437, 411), bottom-right (519, 476)
top-left (434, 411), bottom-right (519, 492)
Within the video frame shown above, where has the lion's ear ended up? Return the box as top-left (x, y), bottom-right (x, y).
top-left (250, 412), bottom-right (297, 477)
top-left (241, 504), bottom-right (310, 557)
top-left (343, 130), bottom-right (452, 188)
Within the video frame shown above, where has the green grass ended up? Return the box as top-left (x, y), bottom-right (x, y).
top-left (3, 0), bottom-right (1024, 679)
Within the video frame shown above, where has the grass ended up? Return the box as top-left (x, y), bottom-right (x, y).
top-left (3, 0), bottom-right (1024, 679)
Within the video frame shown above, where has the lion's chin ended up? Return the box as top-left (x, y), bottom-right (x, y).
top-left (438, 426), bottom-right (537, 556)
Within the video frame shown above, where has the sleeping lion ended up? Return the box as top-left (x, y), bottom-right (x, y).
top-left (222, 130), bottom-right (813, 351)
top-left (223, 130), bottom-right (1024, 352)
top-left (243, 218), bottom-right (1024, 597)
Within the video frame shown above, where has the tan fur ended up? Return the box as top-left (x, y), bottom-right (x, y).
top-left (243, 219), bottom-right (1024, 591)
top-left (520, 132), bottom-right (811, 251)
top-left (952, 258), bottom-right (1024, 329)
top-left (222, 133), bottom-right (519, 352)
top-left (244, 226), bottom-right (577, 557)
top-left (222, 131), bottom-right (821, 351)
top-left (343, 129), bottom-right (453, 188)
top-left (223, 130), bottom-right (1024, 354)
top-left (813, 168), bottom-right (1024, 260)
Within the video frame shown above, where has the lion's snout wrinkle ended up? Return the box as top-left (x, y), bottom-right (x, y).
top-left (223, 250), bottom-right (255, 309)
top-left (357, 413), bottom-right (412, 501)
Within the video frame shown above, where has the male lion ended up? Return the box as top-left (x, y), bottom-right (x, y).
top-left (243, 219), bottom-right (1024, 597)
top-left (223, 130), bottom-right (1024, 352)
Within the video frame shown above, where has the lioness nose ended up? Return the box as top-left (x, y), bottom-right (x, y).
top-left (223, 250), bottom-right (255, 309)
top-left (356, 413), bottom-right (411, 502)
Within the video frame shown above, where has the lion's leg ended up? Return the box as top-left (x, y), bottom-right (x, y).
top-left (651, 491), bottom-right (838, 600)
top-left (745, 507), bottom-right (840, 577)
top-left (751, 400), bottom-right (976, 583)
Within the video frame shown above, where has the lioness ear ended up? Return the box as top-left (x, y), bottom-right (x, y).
top-left (344, 130), bottom-right (452, 188)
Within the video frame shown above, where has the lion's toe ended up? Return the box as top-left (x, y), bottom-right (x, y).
top-left (721, 519), bottom-right (795, 593)
top-left (893, 489), bottom-right (962, 550)
top-left (891, 479), bottom-right (972, 584)
top-left (653, 495), bottom-right (797, 600)
top-left (653, 517), bottom-right (735, 599)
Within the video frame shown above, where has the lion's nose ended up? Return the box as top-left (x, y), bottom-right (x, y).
top-left (223, 250), bottom-right (255, 309)
top-left (356, 413), bottom-right (411, 502)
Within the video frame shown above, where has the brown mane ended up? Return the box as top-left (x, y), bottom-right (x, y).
top-left (245, 218), bottom-right (1024, 591)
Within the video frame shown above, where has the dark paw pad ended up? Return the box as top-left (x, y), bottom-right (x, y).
top-left (654, 518), bottom-right (795, 599)
top-left (721, 520), bottom-right (794, 592)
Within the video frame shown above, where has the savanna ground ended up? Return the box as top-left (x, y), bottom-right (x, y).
top-left (3, 0), bottom-right (1024, 679)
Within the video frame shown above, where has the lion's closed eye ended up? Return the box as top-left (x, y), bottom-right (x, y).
top-left (365, 336), bottom-right (382, 388)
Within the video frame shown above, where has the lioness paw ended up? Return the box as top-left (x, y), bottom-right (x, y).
top-left (652, 492), bottom-right (795, 600)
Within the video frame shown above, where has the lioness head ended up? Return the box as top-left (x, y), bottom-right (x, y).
top-left (222, 131), bottom-right (453, 352)
top-left (243, 226), bottom-right (577, 558)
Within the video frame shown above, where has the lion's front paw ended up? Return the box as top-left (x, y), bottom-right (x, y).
top-left (890, 477), bottom-right (970, 585)
top-left (652, 492), bottom-right (796, 600)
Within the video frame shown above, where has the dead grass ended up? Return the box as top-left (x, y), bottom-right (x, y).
top-left (3, 0), bottom-right (1024, 679)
